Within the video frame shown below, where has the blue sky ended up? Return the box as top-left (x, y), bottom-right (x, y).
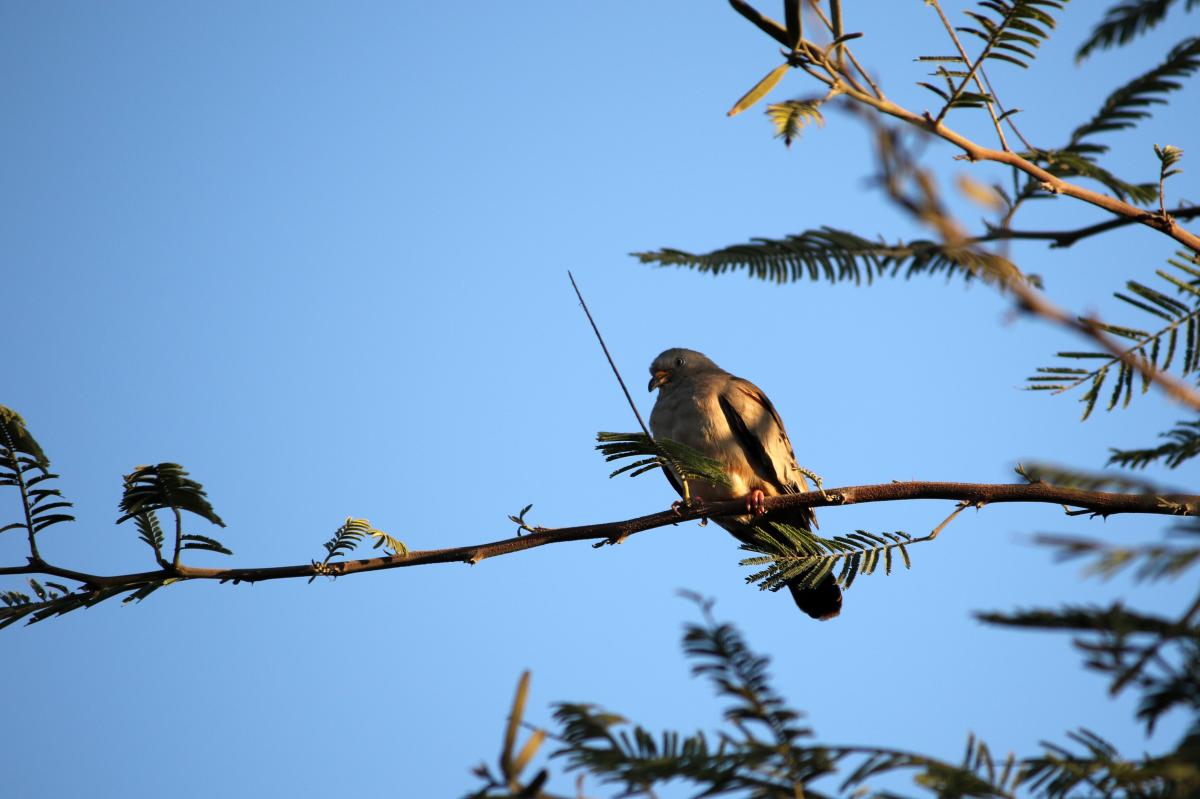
top-left (3, 2), bottom-right (1197, 796)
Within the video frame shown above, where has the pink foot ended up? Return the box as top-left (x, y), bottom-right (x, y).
top-left (745, 489), bottom-right (767, 516)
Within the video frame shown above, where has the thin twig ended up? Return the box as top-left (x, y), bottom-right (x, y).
top-left (171, 506), bottom-right (183, 570)
top-left (926, 0), bottom-right (1009, 151)
top-left (806, 0), bottom-right (881, 98)
top-left (727, 0), bottom-right (1200, 252)
top-left (568, 272), bottom-right (652, 439)
top-left (866, 117), bottom-right (1200, 413)
top-left (833, 84), bottom-right (1200, 252)
top-left (981, 207), bottom-right (1200, 248)
top-left (978, 67), bottom-right (1034, 151)
top-left (928, 500), bottom-right (976, 540)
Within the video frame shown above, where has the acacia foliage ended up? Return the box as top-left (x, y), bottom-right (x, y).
top-left (470, 0), bottom-right (1200, 796)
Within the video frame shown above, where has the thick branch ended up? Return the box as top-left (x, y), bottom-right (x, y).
top-left (983, 206), bottom-right (1200, 249)
top-left (863, 110), bottom-right (1200, 415)
top-left (855, 93), bottom-right (1200, 253)
top-left (767, 24), bottom-right (1200, 251)
top-left (3, 481), bottom-right (1195, 591)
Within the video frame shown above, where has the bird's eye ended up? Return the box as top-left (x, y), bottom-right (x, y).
top-left (674, 357), bottom-right (685, 367)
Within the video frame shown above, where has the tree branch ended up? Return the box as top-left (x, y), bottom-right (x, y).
top-left (926, 0), bottom-right (1010, 151)
top-left (859, 93), bottom-right (1200, 253)
top-left (740, 13), bottom-right (1200, 254)
top-left (2, 481), bottom-right (1194, 592)
top-left (865, 118), bottom-right (1200, 415)
top-left (983, 205), bottom-right (1200, 248)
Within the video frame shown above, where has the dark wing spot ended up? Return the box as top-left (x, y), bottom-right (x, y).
top-left (734, 382), bottom-right (799, 463)
top-left (719, 393), bottom-right (785, 492)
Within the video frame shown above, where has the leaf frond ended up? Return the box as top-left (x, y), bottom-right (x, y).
top-left (1026, 149), bottom-right (1158, 204)
top-left (1027, 254), bottom-right (1200, 417)
top-left (978, 599), bottom-right (1200, 736)
top-left (117, 463), bottom-right (225, 527)
top-left (180, 533), bottom-right (233, 556)
top-left (1077, 0), bottom-right (1197, 61)
top-left (633, 227), bottom-right (1021, 285)
top-left (933, 0), bottom-right (1066, 121)
top-left (739, 522), bottom-right (915, 592)
top-left (766, 98), bottom-right (824, 147)
top-left (1035, 524), bottom-right (1200, 582)
top-left (1109, 419), bottom-right (1200, 469)
top-left (134, 511), bottom-right (165, 560)
top-left (0, 406), bottom-right (73, 543)
top-left (1015, 461), bottom-right (1175, 493)
top-left (596, 432), bottom-right (732, 489)
top-left (1069, 38), bottom-right (1200, 153)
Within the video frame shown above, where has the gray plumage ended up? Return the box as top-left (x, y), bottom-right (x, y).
top-left (648, 348), bottom-right (842, 620)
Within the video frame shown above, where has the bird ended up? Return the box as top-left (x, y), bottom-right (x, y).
top-left (647, 347), bottom-right (842, 620)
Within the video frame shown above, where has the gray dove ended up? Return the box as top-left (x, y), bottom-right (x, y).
top-left (648, 348), bottom-right (842, 620)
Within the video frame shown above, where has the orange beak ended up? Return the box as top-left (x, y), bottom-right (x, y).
top-left (648, 370), bottom-right (670, 391)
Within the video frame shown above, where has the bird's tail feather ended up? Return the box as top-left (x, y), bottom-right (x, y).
top-left (719, 515), bottom-right (843, 621)
top-left (787, 573), bottom-right (842, 620)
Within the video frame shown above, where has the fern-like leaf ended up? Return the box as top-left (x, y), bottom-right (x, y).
top-left (1025, 148), bottom-right (1158, 204)
top-left (595, 432), bottom-right (732, 489)
top-left (739, 522), bottom-right (915, 592)
top-left (310, 517), bottom-right (402, 579)
top-left (766, 98), bottom-right (823, 147)
top-left (1036, 525), bottom-right (1200, 582)
top-left (0, 406), bottom-right (74, 545)
top-left (318, 517), bottom-right (371, 561)
top-left (1077, 0), bottom-right (1198, 61)
top-left (551, 703), bottom-right (741, 795)
top-left (1109, 419), bottom-right (1200, 468)
top-left (932, 0), bottom-right (1065, 120)
top-left (952, 0), bottom-right (1066, 71)
top-left (180, 533), bottom-right (233, 556)
top-left (634, 227), bottom-right (1021, 285)
top-left (1027, 253), bottom-right (1200, 418)
top-left (134, 511), bottom-right (165, 560)
top-left (117, 463), bottom-right (225, 527)
top-left (1156, 143), bottom-right (1185, 186)
top-left (0, 405), bottom-right (48, 468)
top-left (369, 529), bottom-right (409, 556)
top-left (1069, 38), bottom-right (1200, 155)
top-left (1014, 461), bottom-right (1175, 494)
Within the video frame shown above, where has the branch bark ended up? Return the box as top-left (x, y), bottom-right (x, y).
top-left (763, 21), bottom-right (1200, 254)
top-left (3, 480), bottom-right (1195, 590)
top-left (982, 206), bottom-right (1200, 249)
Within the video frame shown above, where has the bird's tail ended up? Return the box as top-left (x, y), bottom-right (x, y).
top-left (787, 573), bottom-right (842, 621)
top-left (720, 512), bottom-right (843, 620)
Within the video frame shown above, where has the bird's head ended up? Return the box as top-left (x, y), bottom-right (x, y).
top-left (648, 348), bottom-right (720, 392)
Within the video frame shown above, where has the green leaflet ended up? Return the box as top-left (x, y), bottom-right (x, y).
top-left (1077, 0), bottom-right (1198, 61)
top-left (595, 432), bottom-right (732, 489)
top-left (634, 227), bottom-right (1021, 285)
top-left (739, 521), bottom-right (915, 592)
top-left (726, 62), bottom-right (790, 117)
top-left (1027, 252), bottom-right (1200, 420)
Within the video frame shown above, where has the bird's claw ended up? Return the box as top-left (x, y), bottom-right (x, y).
top-left (745, 489), bottom-right (767, 516)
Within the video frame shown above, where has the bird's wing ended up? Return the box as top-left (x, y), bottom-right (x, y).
top-left (719, 377), bottom-right (818, 531)
top-left (718, 378), bottom-right (809, 494)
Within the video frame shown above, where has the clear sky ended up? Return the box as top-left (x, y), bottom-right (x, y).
top-left (3, 2), bottom-right (1197, 796)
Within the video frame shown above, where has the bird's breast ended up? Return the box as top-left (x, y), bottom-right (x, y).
top-left (650, 389), bottom-right (752, 500)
